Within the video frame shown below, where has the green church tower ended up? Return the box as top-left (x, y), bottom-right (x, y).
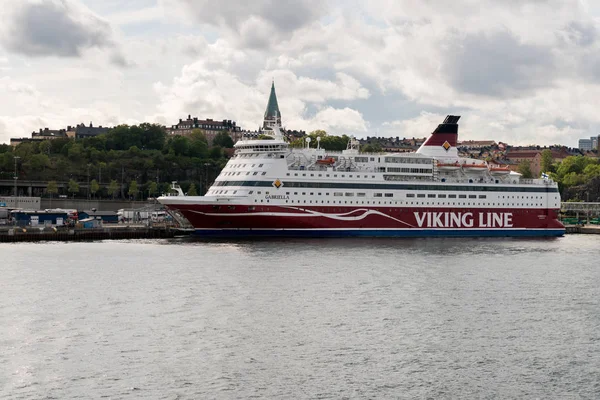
top-left (263, 81), bottom-right (282, 130)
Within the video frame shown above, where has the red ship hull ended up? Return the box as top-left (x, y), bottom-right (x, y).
top-left (165, 203), bottom-right (565, 237)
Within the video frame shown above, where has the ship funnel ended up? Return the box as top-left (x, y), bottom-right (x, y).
top-left (416, 115), bottom-right (460, 158)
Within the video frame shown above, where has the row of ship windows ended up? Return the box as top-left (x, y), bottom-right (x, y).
top-left (235, 153), bottom-right (267, 158)
top-left (223, 190), bottom-right (547, 200)
top-left (231, 207), bottom-right (547, 214)
top-left (213, 180), bottom-right (558, 193)
top-left (223, 171), bottom-right (268, 176)
top-left (228, 163), bottom-right (265, 169)
top-left (385, 157), bottom-right (432, 164)
top-left (236, 145), bottom-right (286, 151)
top-left (209, 189), bottom-right (557, 203)
top-left (387, 167), bottom-right (432, 174)
top-left (287, 172), bottom-right (378, 179)
top-left (252, 199), bottom-right (550, 207)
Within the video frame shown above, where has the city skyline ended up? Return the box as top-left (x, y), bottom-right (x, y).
top-left (1, 0), bottom-right (600, 147)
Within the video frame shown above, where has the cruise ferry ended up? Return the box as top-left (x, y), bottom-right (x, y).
top-left (159, 120), bottom-right (564, 237)
top-left (158, 84), bottom-right (564, 237)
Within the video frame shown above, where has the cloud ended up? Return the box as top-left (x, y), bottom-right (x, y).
top-left (0, 0), bottom-right (123, 60)
top-left (3, 0), bottom-right (600, 148)
top-left (306, 107), bottom-right (368, 133)
top-left (0, 76), bottom-right (129, 144)
top-left (442, 30), bottom-right (557, 97)
top-left (151, 45), bottom-right (369, 135)
top-left (163, 0), bottom-right (327, 48)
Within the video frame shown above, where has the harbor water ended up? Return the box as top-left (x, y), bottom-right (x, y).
top-left (1, 236), bottom-right (599, 399)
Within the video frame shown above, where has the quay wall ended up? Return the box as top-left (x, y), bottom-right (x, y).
top-left (40, 199), bottom-right (156, 212)
top-left (564, 225), bottom-right (600, 234)
top-left (0, 226), bottom-right (178, 242)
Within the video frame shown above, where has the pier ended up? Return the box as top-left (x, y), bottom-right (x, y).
top-left (0, 224), bottom-right (183, 243)
top-left (563, 225), bottom-right (600, 235)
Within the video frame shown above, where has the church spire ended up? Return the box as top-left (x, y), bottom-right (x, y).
top-left (263, 80), bottom-right (282, 130)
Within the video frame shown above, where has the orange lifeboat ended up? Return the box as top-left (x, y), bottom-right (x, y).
top-left (316, 157), bottom-right (336, 165)
top-left (488, 165), bottom-right (511, 175)
top-left (437, 161), bottom-right (461, 171)
top-left (462, 162), bottom-right (488, 173)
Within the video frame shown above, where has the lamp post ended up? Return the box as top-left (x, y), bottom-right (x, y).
top-left (87, 163), bottom-right (91, 200)
top-left (13, 156), bottom-right (20, 198)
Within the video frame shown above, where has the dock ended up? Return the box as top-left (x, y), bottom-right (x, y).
top-left (0, 224), bottom-right (185, 243)
top-left (564, 225), bottom-right (600, 234)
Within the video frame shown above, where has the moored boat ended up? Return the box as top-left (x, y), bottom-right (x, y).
top-left (158, 85), bottom-right (564, 238)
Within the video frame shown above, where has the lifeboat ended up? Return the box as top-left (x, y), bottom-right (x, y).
top-left (462, 162), bottom-right (488, 173)
top-left (488, 165), bottom-right (511, 175)
top-left (437, 161), bottom-right (461, 171)
top-left (316, 157), bottom-right (336, 165)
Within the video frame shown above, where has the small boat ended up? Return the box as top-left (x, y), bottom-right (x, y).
top-left (316, 157), bottom-right (336, 165)
top-left (437, 161), bottom-right (461, 171)
top-left (462, 162), bottom-right (488, 173)
top-left (488, 166), bottom-right (511, 175)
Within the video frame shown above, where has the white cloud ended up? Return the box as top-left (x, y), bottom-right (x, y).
top-left (163, 0), bottom-right (328, 48)
top-left (152, 52), bottom-right (369, 135)
top-left (1, 0), bottom-right (600, 147)
top-left (0, 0), bottom-right (125, 64)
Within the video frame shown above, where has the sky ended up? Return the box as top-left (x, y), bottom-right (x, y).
top-left (1, 0), bottom-right (600, 147)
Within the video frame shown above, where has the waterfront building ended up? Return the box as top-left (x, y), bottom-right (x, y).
top-left (167, 116), bottom-right (243, 145)
top-left (10, 210), bottom-right (68, 226)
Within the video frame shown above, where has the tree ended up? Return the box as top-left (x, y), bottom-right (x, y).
top-left (189, 129), bottom-right (208, 144)
top-left (67, 143), bottom-right (84, 161)
top-left (212, 131), bottom-right (234, 148)
top-left (188, 183), bottom-right (198, 196)
top-left (168, 135), bottom-right (190, 156)
top-left (309, 129), bottom-right (327, 137)
top-left (108, 179), bottom-right (119, 199)
top-left (47, 181), bottom-right (58, 204)
top-left (209, 146), bottom-right (223, 159)
top-left (68, 179), bottom-right (80, 198)
top-left (90, 179), bottom-right (100, 199)
top-left (256, 134), bottom-right (275, 140)
top-left (128, 180), bottom-right (139, 200)
top-left (518, 160), bottom-right (533, 179)
top-left (139, 123), bottom-right (167, 150)
top-left (189, 132), bottom-right (209, 158)
top-left (540, 149), bottom-right (554, 175)
top-left (361, 143), bottom-right (383, 153)
top-left (147, 181), bottom-right (158, 198)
